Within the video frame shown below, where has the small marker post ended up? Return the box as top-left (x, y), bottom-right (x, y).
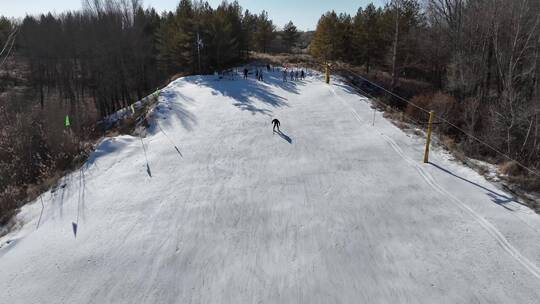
top-left (72, 222), bottom-right (78, 238)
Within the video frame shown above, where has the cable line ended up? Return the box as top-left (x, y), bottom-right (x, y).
top-left (330, 62), bottom-right (540, 177)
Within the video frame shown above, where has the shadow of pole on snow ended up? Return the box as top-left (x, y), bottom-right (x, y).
top-left (428, 162), bottom-right (517, 211)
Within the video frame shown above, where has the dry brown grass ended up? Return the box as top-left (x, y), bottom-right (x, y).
top-left (441, 135), bottom-right (457, 151)
top-left (250, 52), bottom-right (321, 71)
top-left (506, 176), bottom-right (540, 193)
top-left (405, 92), bottom-right (460, 127)
top-left (168, 72), bottom-right (189, 83)
top-left (500, 161), bottom-right (523, 176)
top-left (382, 109), bottom-right (417, 130)
top-left (406, 94), bottom-right (432, 122)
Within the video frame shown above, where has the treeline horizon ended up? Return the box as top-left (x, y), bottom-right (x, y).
top-left (0, 0), bottom-right (304, 225)
top-left (8, 0), bottom-right (306, 117)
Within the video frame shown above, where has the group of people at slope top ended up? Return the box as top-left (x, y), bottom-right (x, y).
top-left (243, 64), bottom-right (274, 82)
top-left (282, 68), bottom-right (305, 82)
top-left (240, 64), bottom-right (303, 136)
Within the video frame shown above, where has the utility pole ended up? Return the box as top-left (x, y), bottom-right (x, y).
top-left (197, 32), bottom-right (202, 74)
top-left (390, 0), bottom-right (400, 91)
top-left (423, 111), bottom-right (435, 163)
top-left (325, 62), bottom-right (330, 84)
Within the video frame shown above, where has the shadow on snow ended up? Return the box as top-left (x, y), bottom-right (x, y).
top-left (429, 162), bottom-right (518, 211)
top-left (158, 89), bottom-right (198, 131)
top-left (192, 71), bottom-right (293, 116)
top-left (275, 130), bottom-right (292, 144)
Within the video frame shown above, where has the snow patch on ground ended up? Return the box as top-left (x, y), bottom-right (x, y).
top-left (1, 69), bottom-right (540, 303)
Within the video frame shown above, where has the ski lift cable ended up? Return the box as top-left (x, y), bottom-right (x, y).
top-left (335, 63), bottom-right (431, 114)
top-left (322, 62), bottom-right (426, 125)
top-left (156, 122), bottom-right (183, 157)
top-left (334, 63), bottom-right (540, 177)
top-left (0, 26), bottom-right (18, 58)
top-left (346, 78), bottom-right (424, 126)
top-left (0, 35), bottom-right (16, 68)
top-left (0, 27), bottom-right (18, 69)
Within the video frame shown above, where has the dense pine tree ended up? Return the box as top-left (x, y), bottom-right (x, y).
top-left (309, 11), bottom-right (340, 61)
top-left (253, 11), bottom-right (275, 53)
top-left (352, 4), bottom-right (386, 73)
top-left (282, 21), bottom-right (299, 52)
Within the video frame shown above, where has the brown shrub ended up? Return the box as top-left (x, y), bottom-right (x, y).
top-left (509, 176), bottom-right (540, 193)
top-left (431, 92), bottom-right (461, 131)
top-left (500, 161), bottom-right (523, 176)
top-left (441, 135), bottom-right (457, 151)
top-left (406, 93), bottom-right (432, 122)
top-left (383, 110), bottom-right (401, 121)
top-left (168, 73), bottom-right (188, 83)
top-left (0, 185), bottom-right (22, 226)
top-left (406, 91), bottom-right (461, 133)
top-left (477, 165), bottom-right (489, 176)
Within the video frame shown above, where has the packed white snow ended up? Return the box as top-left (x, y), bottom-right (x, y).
top-left (1, 68), bottom-right (540, 303)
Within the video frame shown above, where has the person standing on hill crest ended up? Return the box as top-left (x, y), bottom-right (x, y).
top-left (272, 118), bottom-right (281, 133)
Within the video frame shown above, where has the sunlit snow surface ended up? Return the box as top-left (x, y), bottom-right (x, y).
top-left (1, 69), bottom-right (540, 303)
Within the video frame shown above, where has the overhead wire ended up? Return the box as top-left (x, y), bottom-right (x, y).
top-left (310, 60), bottom-right (424, 127)
top-left (0, 26), bottom-right (17, 58)
top-left (329, 62), bottom-right (540, 177)
top-left (0, 26), bottom-right (18, 69)
top-left (336, 63), bottom-right (430, 114)
top-left (329, 64), bottom-right (426, 126)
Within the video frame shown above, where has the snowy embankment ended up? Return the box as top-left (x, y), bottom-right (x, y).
top-left (1, 68), bottom-right (540, 303)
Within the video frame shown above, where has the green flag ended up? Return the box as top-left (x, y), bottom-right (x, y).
top-left (65, 115), bottom-right (70, 127)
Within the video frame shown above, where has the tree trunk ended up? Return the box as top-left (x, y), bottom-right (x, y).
top-left (390, 3), bottom-right (400, 91)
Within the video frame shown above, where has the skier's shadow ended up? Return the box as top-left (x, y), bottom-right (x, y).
top-left (275, 130), bottom-right (292, 144)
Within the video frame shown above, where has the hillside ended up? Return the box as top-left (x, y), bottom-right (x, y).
top-left (1, 68), bottom-right (540, 303)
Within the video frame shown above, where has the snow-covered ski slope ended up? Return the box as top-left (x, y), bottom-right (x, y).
top-left (2, 69), bottom-right (540, 303)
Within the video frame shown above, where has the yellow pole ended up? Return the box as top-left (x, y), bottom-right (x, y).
top-left (325, 63), bottom-right (330, 84)
top-left (423, 111), bottom-right (435, 163)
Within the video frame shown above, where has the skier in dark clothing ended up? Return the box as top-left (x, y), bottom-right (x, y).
top-left (272, 118), bottom-right (280, 133)
top-left (301, 70), bottom-right (305, 80)
top-left (243, 68), bottom-right (248, 79)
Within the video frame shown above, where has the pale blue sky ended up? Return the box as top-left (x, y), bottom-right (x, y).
top-left (1, 0), bottom-right (386, 31)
